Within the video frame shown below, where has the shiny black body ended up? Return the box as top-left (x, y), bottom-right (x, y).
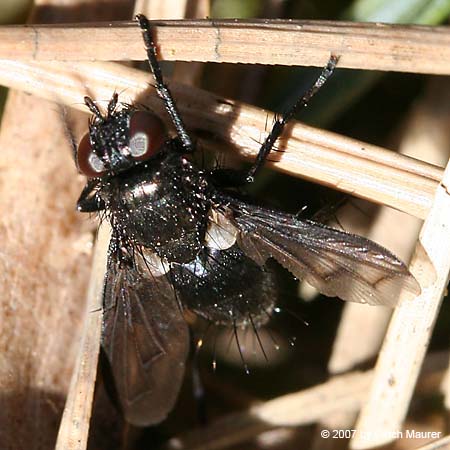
top-left (89, 144), bottom-right (277, 327)
top-left (75, 15), bottom-right (419, 427)
top-left (107, 149), bottom-right (210, 263)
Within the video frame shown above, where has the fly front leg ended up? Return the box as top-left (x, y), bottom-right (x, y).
top-left (136, 14), bottom-right (195, 154)
top-left (77, 178), bottom-right (105, 212)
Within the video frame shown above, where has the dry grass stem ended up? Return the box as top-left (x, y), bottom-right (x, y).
top-left (134, 0), bottom-right (189, 19)
top-left (166, 371), bottom-right (373, 450)
top-left (0, 0), bottom-right (115, 449)
top-left (54, 2), bottom-right (202, 447)
top-left (328, 304), bottom-right (390, 373)
top-left (310, 78), bottom-right (450, 450)
top-left (0, 59), bottom-right (443, 219)
top-left (327, 77), bottom-right (450, 376)
top-left (55, 223), bottom-right (111, 450)
top-left (0, 20), bottom-right (450, 74)
top-left (415, 435), bottom-right (450, 450)
top-left (351, 160), bottom-right (450, 450)
top-left (165, 351), bottom-right (449, 450)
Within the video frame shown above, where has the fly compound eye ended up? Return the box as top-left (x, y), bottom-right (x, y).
top-left (129, 111), bottom-right (166, 161)
top-left (77, 133), bottom-right (107, 178)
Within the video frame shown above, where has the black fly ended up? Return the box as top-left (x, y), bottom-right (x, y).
top-left (75, 15), bottom-right (420, 427)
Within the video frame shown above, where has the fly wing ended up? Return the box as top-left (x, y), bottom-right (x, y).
top-left (228, 201), bottom-right (420, 307)
top-left (102, 242), bottom-right (189, 427)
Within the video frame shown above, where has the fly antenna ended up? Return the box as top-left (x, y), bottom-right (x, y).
top-left (107, 93), bottom-right (119, 117)
top-left (84, 96), bottom-right (104, 121)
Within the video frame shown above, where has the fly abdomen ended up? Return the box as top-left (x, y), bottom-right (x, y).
top-left (171, 244), bottom-right (277, 327)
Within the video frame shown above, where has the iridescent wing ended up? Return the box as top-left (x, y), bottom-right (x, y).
top-left (102, 239), bottom-right (189, 427)
top-left (226, 200), bottom-right (420, 307)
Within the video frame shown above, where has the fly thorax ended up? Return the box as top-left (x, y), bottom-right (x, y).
top-left (110, 156), bottom-right (210, 263)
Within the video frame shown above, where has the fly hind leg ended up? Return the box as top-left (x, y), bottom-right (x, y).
top-left (245, 55), bottom-right (339, 182)
top-left (209, 55), bottom-right (339, 189)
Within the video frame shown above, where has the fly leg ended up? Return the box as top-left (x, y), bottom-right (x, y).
top-left (246, 54), bottom-right (339, 182)
top-left (209, 55), bottom-right (339, 189)
top-left (136, 14), bottom-right (194, 153)
top-left (77, 178), bottom-right (105, 212)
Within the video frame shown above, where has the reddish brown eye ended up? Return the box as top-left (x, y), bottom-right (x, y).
top-left (129, 111), bottom-right (166, 161)
top-left (77, 133), bottom-right (107, 178)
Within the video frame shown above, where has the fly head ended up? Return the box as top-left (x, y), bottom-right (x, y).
top-left (76, 94), bottom-right (167, 178)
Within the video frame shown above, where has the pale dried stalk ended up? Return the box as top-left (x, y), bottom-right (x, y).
top-left (442, 356), bottom-right (450, 412)
top-left (164, 350), bottom-right (449, 450)
top-left (0, 0), bottom-right (111, 449)
top-left (55, 223), bottom-right (111, 450)
top-left (165, 371), bottom-right (374, 450)
top-left (415, 435), bottom-right (450, 450)
top-left (328, 76), bottom-right (450, 382)
top-left (0, 20), bottom-right (450, 74)
top-left (134, 0), bottom-right (189, 18)
top-left (0, 60), bottom-right (443, 219)
top-left (55, 4), bottom-right (207, 449)
top-left (351, 160), bottom-right (450, 450)
top-left (311, 77), bottom-right (450, 450)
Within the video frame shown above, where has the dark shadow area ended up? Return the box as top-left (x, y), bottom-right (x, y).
top-left (0, 390), bottom-right (66, 450)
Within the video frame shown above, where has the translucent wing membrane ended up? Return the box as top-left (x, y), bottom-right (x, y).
top-left (102, 240), bottom-right (189, 427)
top-left (228, 201), bottom-right (420, 307)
